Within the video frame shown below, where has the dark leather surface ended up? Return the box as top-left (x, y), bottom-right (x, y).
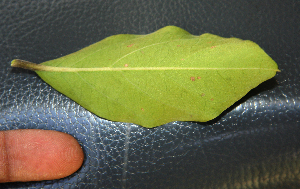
top-left (1, 0), bottom-right (299, 188)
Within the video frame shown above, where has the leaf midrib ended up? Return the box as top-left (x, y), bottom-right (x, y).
top-left (11, 59), bottom-right (280, 72)
top-left (33, 66), bottom-right (280, 72)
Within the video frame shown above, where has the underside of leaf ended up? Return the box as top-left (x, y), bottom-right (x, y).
top-left (11, 26), bottom-right (279, 128)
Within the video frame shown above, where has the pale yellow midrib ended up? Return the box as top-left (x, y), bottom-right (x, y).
top-left (36, 66), bottom-right (279, 72)
top-left (11, 59), bottom-right (280, 72)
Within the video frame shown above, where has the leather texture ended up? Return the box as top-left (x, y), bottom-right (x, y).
top-left (1, 0), bottom-right (299, 188)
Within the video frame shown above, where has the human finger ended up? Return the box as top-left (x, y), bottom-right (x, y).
top-left (0, 129), bottom-right (84, 183)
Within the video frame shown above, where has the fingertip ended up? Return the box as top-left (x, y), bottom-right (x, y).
top-left (0, 129), bottom-right (84, 183)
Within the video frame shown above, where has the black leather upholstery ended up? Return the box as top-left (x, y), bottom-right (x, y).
top-left (1, 0), bottom-right (299, 188)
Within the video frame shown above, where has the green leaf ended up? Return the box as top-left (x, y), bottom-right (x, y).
top-left (11, 26), bottom-right (279, 128)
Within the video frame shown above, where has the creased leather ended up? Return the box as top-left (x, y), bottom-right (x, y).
top-left (1, 0), bottom-right (299, 188)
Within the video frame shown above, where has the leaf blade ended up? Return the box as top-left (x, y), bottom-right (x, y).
top-left (12, 26), bottom-right (279, 128)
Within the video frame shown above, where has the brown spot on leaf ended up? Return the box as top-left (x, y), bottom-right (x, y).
top-left (177, 45), bottom-right (181, 47)
top-left (190, 77), bottom-right (195, 81)
top-left (207, 41), bottom-right (212, 43)
top-left (197, 76), bottom-right (201, 80)
top-left (181, 58), bottom-right (185, 61)
top-left (127, 44), bottom-right (134, 47)
top-left (211, 46), bottom-right (216, 49)
top-left (201, 93), bottom-right (205, 97)
top-left (141, 108), bottom-right (144, 111)
top-left (124, 64), bottom-right (129, 67)
top-left (211, 98), bottom-right (214, 101)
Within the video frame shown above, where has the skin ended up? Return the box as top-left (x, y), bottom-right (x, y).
top-left (0, 129), bottom-right (84, 183)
